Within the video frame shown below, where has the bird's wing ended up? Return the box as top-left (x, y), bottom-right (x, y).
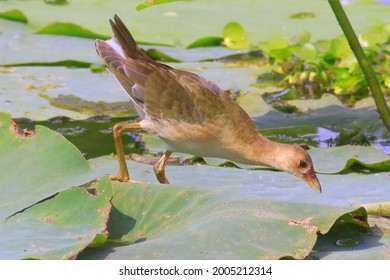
top-left (96, 15), bottom-right (257, 134)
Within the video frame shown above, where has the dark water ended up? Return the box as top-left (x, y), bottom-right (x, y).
top-left (15, 115), bottom-right (144, 159)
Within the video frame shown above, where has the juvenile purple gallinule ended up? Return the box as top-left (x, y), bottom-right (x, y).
top-left (95, 15), bottom-right (322, 193)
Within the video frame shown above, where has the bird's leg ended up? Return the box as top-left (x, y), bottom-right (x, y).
top-left (110, 122), bottom-right (141, 182)
top-left (154, 150), bottom-right (173, 184)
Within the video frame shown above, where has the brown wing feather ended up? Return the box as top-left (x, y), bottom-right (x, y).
top-left (96, 15), bottom-right (258, 136)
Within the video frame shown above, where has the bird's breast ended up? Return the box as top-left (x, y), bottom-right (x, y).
top-left (139, 118), bottom-right (260, 163)
top-left (140, 118), bottom-right (237, 158)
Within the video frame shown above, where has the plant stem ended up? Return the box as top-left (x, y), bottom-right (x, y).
top-left (328, 0), bottom-right (390, 132)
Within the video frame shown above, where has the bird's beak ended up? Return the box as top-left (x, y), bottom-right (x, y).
top-left (302, 169), bottom-right (322, 193)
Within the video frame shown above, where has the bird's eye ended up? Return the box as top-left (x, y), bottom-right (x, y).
top-left (299, 160), bottom-right (307, 168)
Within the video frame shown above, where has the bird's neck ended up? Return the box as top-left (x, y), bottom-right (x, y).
top-left (231, 134), bottom-right (290, 171)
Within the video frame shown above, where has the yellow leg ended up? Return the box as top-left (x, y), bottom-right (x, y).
top-left (110, 122), bottom-right (141, 182)
top-left (154, 150), bottom-right (173, 184)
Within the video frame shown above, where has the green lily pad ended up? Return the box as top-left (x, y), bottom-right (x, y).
top-left (0, 19), bottom-right (100, 66)
top-left (186, 36), bottom-right (223, 49)
top-left (0, 112), bottom-right (113, 259)
top-left (78, 181), bottom-right (355, 260)
top-left (311, 213), bottom-right (390, 259)
top-left (0, 112), bottom-right (97, 220)
top-left (136, 0), bottom-right (189, 11)
top-left (79, 153), bottom-right (390, 259)
top-left (289, 42), bottom-right (318, 60)
top-left (84, 151), bottom-right (390, 259)
top-left (236, 92), bottom-right (274, 117)
top-left (362, 202), bottom-right (390, 216)
top-left (0, 177), bottom-right (113, 259)
top-left (0, 66), bottom-right (133, 120)
top-left (223, 22), bottom-right (250, 49)
top-left (310, 145), bottom-right (390, 174)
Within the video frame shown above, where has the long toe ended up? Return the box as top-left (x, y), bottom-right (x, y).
top-left (110, 174), bottom-right (132, 182)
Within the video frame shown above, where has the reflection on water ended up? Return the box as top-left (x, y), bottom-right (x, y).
top-left (310, 127), bottom-right (340, 148)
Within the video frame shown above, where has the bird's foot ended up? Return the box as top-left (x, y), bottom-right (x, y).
top-left (110, 174), bottom-right (135, 183)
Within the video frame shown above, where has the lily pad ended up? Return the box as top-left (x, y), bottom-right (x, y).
top-left (0, 66), bottom-right (133, 120)
top-left (0, 177), bottom-right (113, 260)
top-left (223, 22), bottom-right (250, 49)
top-left (78, 181), bottom-right (354, 260)
top-left (310, 145), bottom-right (390, 174)
top-left (311, 214), bottom-right (390, 259)
top-left (81, 155), bottom-right (390, 259)
top-left (0, 19), bottom-right (100, 66)
top-left (0, 112), bottom-right (113, 259)
top-left (136, 0), bottom-right (189, 11)
top-left (362, 202), bottom-right (390, 216)
top-left (0, 112), bottom-right (97, 220)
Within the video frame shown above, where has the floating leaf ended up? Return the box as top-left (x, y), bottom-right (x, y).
top-left (290, 43), bottom-right (317, 60)
top-left (311, 209), bottom-right (390, 259)
top-left (363, 202), bottom-right (390, 217)
top-left (136, 0), bottom-right (189, 11)
top-left (0, 112), bottom-right (97, 220)
top-left (235, 92), bottom-right (273, 117)
top-left (36, 22), bottom-right (109, 40)
top-left (0, 177), bottom-right (113, 259)
top-left (44, 0), bottom-right (69, 6)
top-left (144, 48), bottom-right (182, 62)
top-left (0, 9), bottom-right (27, 22)
top-left (78, 182), bottom-right (357, 260)
top-left (186, 36), bottom-right (223, 49)
top-left (259, 37), bottom-right (291, 60)
top-left (223, 22), bottom-right (250, 50)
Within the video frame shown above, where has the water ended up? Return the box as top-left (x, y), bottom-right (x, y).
top-left (15, 116), bottom-right (144, 159)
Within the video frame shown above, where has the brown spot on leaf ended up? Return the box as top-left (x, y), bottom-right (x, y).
top-left (10, 119), bottom-right (35, 139)
top-left (86, 185), bottom-right (99, 196)
top-left (289, 217), bottom-right (318, 233)
top-left (97, 203), bottom-right (112, 219)
top-left (42, 217), bottom-right (56, 224)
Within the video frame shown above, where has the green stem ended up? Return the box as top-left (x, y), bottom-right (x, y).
top-left (328, 0), bottom-right (390, 132)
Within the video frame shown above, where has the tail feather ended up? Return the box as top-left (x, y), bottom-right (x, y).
top-left (109, 14), bottom-right (152, 62)
top-left (95, 14), bottom-right (172, 120)
top-left (95, 38), bottom-right (146, 118)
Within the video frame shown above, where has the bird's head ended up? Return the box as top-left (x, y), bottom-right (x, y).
top-left (280, 144), bottom-right (322, 193)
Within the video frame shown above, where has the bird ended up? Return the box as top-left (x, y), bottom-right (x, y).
top-left (95, 14), bottom-right (322, 193)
